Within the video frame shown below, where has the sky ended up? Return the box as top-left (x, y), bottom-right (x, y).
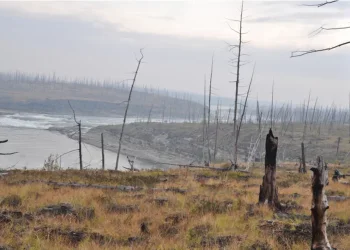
top-left (0, 0), bottom-right (349, 107)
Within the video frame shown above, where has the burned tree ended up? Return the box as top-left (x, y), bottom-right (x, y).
top-left (228, 0), bottom-right (248, 167)
top-left (115, 49), bottom-right (144, 170)
top-left (101, 133), bottom-right (105, 170)
top-left (68, 101), bottom-right (83, 171)
top-left (310, 156), bottom-right (332, 250)
top-left (258, 129), bottom-right (281, 210)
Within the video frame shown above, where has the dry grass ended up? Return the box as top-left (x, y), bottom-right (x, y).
top-left (0, 165), bottom-right (350, 249)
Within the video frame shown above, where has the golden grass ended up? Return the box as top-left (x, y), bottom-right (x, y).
top-left (0, 167), bottom-right (349, 249)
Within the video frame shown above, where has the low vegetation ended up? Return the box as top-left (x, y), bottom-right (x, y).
top-left (1, 164), bottom-right (350, 249)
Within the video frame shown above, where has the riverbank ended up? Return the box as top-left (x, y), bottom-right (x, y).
top-left (53, 122), bottom-right (350, 167)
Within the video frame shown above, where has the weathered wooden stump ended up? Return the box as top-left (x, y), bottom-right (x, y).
top-left (310, 156), bottom-right (333, 250)
top-left (258, 129), bottom-right (281, 210)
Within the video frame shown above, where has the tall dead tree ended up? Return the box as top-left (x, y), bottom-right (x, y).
top-left (228, 0), bottom-right (246, 166)
top-left (202, 77), bottom-right (207, 163)
top-left (300, 93), bottom-right (311, 173)
top-left (291, 1), bottom-right (349, 57)
top-left (207, 55), bottom-right (214, 163)
top-left (214, 101), bottom-right (220, 161)
top-left (115, 49), bottom-right (144, 170)
top-left (258, 129), bottom-right (281, 210)
top-left (68, 101), bottom-right (83, 171)
top-left (310, 156), bottom-right (332, 250)
top-left (349, 92), bottom-right (350, 143)
top-left (0, 140), bottom-right (18, 156)
top-left (101, 133), bottom-right (105, 170)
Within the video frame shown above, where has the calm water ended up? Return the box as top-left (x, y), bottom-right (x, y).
top-left (0, 113), bottom-right (156, 170)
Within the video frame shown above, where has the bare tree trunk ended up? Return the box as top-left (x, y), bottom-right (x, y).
top-left (232, 0), bottom-right (244, 166)
top-left (310, 97), bottom-right (318, 131)
top-left (311, 156), bottom-right (332, 250)
top-left (68, 101), bottom-right (83, 171)
top-left (203, 78), bottom-right (207, 163)
top-left (258, 129), bottom-right (281, 210)
top-left (78, 123), bottom-right (82, 170)
top-left (115, 49), bottom-right (144, 170)
top-left (207, 55), bottom-right (214, 163)
top-left (235, 64), bottom-right (255, 170)
top-left (349, 92), bottom-right (350, 143)
top-left (214, 102), bottom-right (219, 161)
top-left (299, 142), bottom-right (306, 173)
top-left (147, 104), bottom-right (153, 124)
top-left (336, 137), bottom-right (341, 158)
top-left (227, 106), bottom-right (232, 124)
top-left (101, 133), bottom-right (105, 170)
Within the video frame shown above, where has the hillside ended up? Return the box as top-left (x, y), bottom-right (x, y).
top-left (0, 74), bottom-right (203, 118)
top-left (63, 122), bottom-right (350, 167)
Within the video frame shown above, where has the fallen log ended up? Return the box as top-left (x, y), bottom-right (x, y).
top-left (327, 196), bottom-right (350, 202)
top-left (150, 187), bottom-right (187, 194)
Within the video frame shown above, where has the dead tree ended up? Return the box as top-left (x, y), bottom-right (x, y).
top-left (310, 156), bottom-right (332, 250)
top-left (214, 101), bottom-right (220, 161)
top-left (202, 78), bottom-right (207, 163)
top-left (147, 104), bottom-right (153, 124)
top-left (291, 1), bottom-right (349, 57)
top-left (236, 64), bottom-right (255, 169)
top-left (228, 0), bottom-right (246, 166)
top-left (336, 137), bottom-right (341, 158)
top-left (207, 55), bottom-right (214, 163)
top-left (310, 97), bottom-right (318, 131)
top-left (0, 140), bottom-right (18, 156)
top-left (258, 129), bottom-right (281, 210)
top-left (115, 49), bottom-right (144, 170)
top-left (300, 142), bottom-right (306, 173)
top-left (349, 92), bottom-right (350, 143)
top-left (68, 101), bottom-right (83, 171)
top-left (101, 133), bottom-right (105, 170)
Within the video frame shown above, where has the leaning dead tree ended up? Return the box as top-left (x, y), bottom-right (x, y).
top-left (68, 101), bottom-right (83, 171)
top-left (258, 129), bottom-right (281, 210)
top-left (115, 49), bottom-right (144, 170)
top-left (0, 140), bottom-right (18, 156)
top-left (291, 0), bottom-right (350, 57)
top-left (310, 156), bottom-right (333, 250)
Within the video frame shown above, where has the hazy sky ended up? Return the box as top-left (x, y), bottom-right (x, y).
top-left (0, 1), bottom-right (349, 107)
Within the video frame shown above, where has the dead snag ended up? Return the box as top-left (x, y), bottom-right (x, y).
top-left (310, 156), bottom-right (332, 250)
top-left (101, 133), bottom-right (105, 170)
top-left (258, 129), bottom-right (281, 210)
top-left (299, 142), bottom-right (307, 173)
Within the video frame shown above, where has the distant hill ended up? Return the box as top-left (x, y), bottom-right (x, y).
top-left (0, 72), bottom-right (203, 119)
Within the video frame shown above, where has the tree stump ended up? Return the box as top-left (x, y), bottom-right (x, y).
top-left (258, 129), bottom-right (281, 210)
top-left (310, 156), bottom-right (332, 250)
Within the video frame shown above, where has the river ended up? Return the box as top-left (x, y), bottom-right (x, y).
top-left (0, 113), bottom-right (155, 170)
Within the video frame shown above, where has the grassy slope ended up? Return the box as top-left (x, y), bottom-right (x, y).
top-left (1, 165), bottom-right (350, 249)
